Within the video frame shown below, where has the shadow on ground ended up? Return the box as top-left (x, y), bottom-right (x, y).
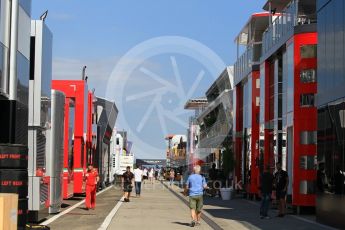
top-left (202, 197), bottom-right (331, 230)
top-left (172, 221), bottom-right (191, 227)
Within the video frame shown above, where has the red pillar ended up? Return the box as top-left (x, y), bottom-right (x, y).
top-left (292, 33), bottom-right (317, 207)
top-left (235, 86), bottom-right (243, 185)
top-left (250, 71), bottom-right (260, 194)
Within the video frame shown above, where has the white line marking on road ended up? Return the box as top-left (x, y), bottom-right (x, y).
top-left (41, 186), bottom-right (113, 226)
top-left (97, 196), bottom-right (124, 230)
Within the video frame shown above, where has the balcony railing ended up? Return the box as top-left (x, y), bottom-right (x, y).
top-left (199, 120), bottom-right (231, 142)
top-left (262, 0), bottom-right (316, 57)
top-left (234, 43), bottom-right (262, 86)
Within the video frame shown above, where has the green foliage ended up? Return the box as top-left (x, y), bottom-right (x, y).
top-left (204, 115), bottom-right (217, 127)
top-left (222, 142), bottom-right (235, 177)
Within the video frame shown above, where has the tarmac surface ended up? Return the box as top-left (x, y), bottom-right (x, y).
top-left (42, 180), bottom-right (339, 230)
top-left (47, 186), bottom-right (122, 230)
top-left (167, 183), bottom-right (338, 230)
top-left (108, 181), bottom-right (213, 229)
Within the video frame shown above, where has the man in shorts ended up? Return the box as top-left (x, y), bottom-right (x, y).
top-left (274, 162), bottom-right (289, 217)
top-left (185, 165), bottom-right (208, 227)
top-left (122, 166), bottom-right (134, 202)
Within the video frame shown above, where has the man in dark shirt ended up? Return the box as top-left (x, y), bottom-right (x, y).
top-left (274, 162), bottom-right (289, 217)
top-left (208, 163), bottom-right (219, 197)
top-left (122, 166), bottom-right (134, 202)
top-left (260, 165), bottom-right (274, 219)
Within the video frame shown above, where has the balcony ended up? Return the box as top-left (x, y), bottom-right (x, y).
top-left (198, 90), bottom-right (233, 148)
top-left (234, 44), bottom-right (262, 85)
top-left (199, 120), bottom-right (232, 148)
top-left (262, 0), bottom-right (317, 59)
top-left (205, 67), bottom-right (233, 102)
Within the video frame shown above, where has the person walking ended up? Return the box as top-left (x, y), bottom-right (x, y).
top-left (274, 162), bottom-right (289, 217)
top-left (133, 165), bottom-right (143, 197)
top-left (185, 165), bottom-right (208, 227)
top-left (169, 169), bottom-right (175, 186)
top-left (260, 165), bottom-right (274, 219)
top-left (143, 167), bottom-right (148, 184)
top-left (122, 166), bottom-right (134, 202)
top-left (154, 168), bottom-right (159, 180)
top-left (148, 168), bottom-right (154, 184)
top-left (208, 163), bottom-right (219, 197)
top-left (84, 164), bottom-right (99, 210)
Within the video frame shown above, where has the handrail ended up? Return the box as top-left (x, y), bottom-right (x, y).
top-left (262, 0), bottom-right (296, 54)
top-left (234, 43), bottom-right (262, 85)
top-left (262, 0), bottom-right (317, 56)
top-left (199, 119), bottom-right (231, 140)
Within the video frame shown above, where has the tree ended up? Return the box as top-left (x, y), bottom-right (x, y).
top-left (222, 138), bottom-right (235, 180)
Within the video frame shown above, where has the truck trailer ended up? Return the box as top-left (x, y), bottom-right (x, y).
top-left (51, 80), bottom-right (94, 198)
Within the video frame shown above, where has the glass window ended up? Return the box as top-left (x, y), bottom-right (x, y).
top-left (287, 43), bottom-right (294, 113)
top-left (0, 43), bottom-right (7, 95)
top-left (259, 63), bottom-right (265, 124)
top-left (300, 155), bottom-right (317, 170)
top-left (16, 52), bottom-right (29, 105)
top-left (300, 131), bottom-right (317, 145)
top-left (300, 94), bottom-right (315, 107)
top-left (301, 44), bottom-right (317, 59)
top-left (340, 110), bottom-right (345, 128)
top-left (300, 69), bottom-right (316, 83)
top-left (300, 180), bottom-right (315, 194)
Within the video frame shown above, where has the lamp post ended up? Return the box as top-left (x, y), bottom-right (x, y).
top-left (165, 135), bottom-right (174, 168)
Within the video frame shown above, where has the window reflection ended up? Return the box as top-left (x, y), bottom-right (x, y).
top-left (300, 131), bottom-right (317, 144)
top-left (301, 44), bottom-right (317, 59)
top-left (0, 43), bottom-right (7, 95)
top-left (317, 98), bottom-right (345, 195)
top-left (300, 94), bottom-right (315, 107)
top-left (287, 43), bottom-right (294, 113)
top-left (17, 52), bottom-right (30, 105)
top-left (300, 69), bottom-right (317, 83)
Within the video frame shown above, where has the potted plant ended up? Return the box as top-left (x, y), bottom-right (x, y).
top-left (220, 141), bottom-right (235, 200)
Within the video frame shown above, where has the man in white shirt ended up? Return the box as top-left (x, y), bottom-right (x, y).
top-left (143, 168), bottom-right (148, 184)
top-left (133, 165), bottom-right (143, 197)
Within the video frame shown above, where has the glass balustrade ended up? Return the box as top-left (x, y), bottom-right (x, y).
top-left (234, 44), bottom-right (262, 84)
top-left (262, 0), bottom-right (316, 56)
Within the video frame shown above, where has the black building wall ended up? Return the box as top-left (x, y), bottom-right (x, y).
top-left (317, 0), bottom-right (345, 229)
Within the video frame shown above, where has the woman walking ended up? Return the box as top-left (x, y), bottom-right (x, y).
top-left (148, 168), bottom-right (154, 184)
top-left (143, 167), bottom-right (148, 184)
top-left (169, 169), bottom-right (175, 186)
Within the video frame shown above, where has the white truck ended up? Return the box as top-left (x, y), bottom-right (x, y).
top-left (110, 132), bottom-right (135, 179)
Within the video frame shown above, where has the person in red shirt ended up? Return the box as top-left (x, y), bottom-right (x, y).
top-left (85, 164), bottom-right (99, 210)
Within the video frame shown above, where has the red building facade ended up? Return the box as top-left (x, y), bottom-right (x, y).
top-left (234, 13), bottom-right (270, 197)
top-left (234, 0), bottom-right (318, 209)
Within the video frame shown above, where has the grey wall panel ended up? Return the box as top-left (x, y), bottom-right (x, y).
top-left (317, 0), bottom-right (345, 107)
top-left (317, 1), bottom-right (345, 229)
top-left (334, 0), bottom-right (344, 91)
top-left (317, 0), bottom-right (331, 11)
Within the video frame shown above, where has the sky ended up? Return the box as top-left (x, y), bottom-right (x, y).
top-left (32, 0), bottom-right (266, 159)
